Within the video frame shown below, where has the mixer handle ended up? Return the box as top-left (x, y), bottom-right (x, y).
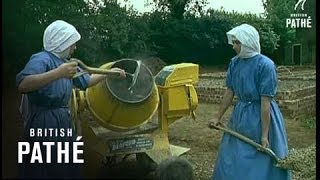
top-left (68, 58), bottom-right (125, 78)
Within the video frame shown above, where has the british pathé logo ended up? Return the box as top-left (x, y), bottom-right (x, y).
top-left (286, 0), bottom-right (312, 28)
top-left (294, 0), bottom-right (307, 10)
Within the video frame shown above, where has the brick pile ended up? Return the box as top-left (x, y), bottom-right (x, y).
top-left (196, 69), bottom-right (316, 120)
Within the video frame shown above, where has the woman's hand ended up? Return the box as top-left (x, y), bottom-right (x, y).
top-left (110, 67), bottom-right (126, 79)
top-left (56, 61), bottom-right (78, 79)
top-left (208, 116), bottom-right (222, 129)
top-left (261, 136), bottom-right (269, 148)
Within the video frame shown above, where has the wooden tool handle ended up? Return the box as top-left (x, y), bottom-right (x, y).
top-left (70, 58), bottom-right (122, 76)
top-left (211, 124), bottom-right (279, 162)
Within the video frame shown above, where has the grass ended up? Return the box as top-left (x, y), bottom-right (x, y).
top-left (302, 117), bottom-right (316, 129)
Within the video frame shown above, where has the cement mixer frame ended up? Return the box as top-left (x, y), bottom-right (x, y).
top-left (70, 60), bottom-right (199, 175)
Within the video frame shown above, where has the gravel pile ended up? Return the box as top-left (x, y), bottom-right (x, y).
top-left (277, 144), bottom-right (316, 179)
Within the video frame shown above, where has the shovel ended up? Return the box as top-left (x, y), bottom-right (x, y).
top-left (67, 58), bottom-right (129, 78)
top-left (209, 123), bottom-right (315, 172)
top-left (68, 58), bottom-right (141, 92)
top-left (208, 123), bottom-right (280, 165)
top-left (127, 60), bottom-right (141, 91)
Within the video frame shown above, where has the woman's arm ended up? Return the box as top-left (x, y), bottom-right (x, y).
top-left (216, 88), bottom-right (234, 120)
top-left (87, 74), bottom-right (107, 87)
top-left (87, 68), bottom-right (126, 88)
top-left (18, 62), bottom-right (78, 93)
top-left (209, 88), bottom-right (234, 126)
top-left (18, 69), bottom-right (61, 93)
top-left (261, 96), bottom-right (271, 147)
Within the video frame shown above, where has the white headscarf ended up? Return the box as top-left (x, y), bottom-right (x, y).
top-left (226, 24), bottom-right (261, 59)
top-left (43, 20), bottom-right (81, 59)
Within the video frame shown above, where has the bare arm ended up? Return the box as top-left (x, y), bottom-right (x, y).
top-left (87, 67), bottom-right (126, 88)
top-left (261, 96), bottom-right (271, 147)
top-left (209, 88), bottom-right (234, 127)
top-left (216, 88), bottom-right (234, 120)
top-left (18, 62), bottom-right (78, 93)
top-left (18, 69), bottom-right (61, 93)
top-left (87, 74), bottom-right (107, 87)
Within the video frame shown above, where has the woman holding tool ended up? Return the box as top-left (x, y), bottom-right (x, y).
top-left (16, 20), bottom-right (126, 178)
top-left (208, 24), bottom-right (290, 180)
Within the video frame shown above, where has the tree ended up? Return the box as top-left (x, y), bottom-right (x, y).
top-left (262, 0), bottom-right (296, 62)
top-left (146, 0), bottom-right (208, 19)
top-left (3, 0), bottom-right (93, 73)
top-left (218, 10), bottom-right (280, 57)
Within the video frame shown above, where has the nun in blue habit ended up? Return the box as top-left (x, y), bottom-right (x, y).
top-left (209, 24), bottom-right (291, 180)
top-left (16, 20), bottom-right (126, 178)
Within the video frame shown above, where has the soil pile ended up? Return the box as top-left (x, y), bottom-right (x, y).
top-left (277, 144), bottom-right (316, 180)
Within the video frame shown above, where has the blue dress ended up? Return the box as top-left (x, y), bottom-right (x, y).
top-left (16, 50), bottom-right (90, 178)
top-left (212, 54), bottom-right (291, 180)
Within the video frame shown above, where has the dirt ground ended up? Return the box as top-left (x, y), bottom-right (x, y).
top-left (168, 103), bottom-right (316, 180)
top-left (2, 77), bottom-right (316, 180)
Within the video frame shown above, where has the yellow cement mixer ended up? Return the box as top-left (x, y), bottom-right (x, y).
top-left (70, 59), bottom-right (198, 176)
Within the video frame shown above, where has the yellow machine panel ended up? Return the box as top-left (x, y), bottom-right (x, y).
top-left (156, 63), bottom-right (199, 128)
top-left (156, 63), bottom-right (199, 87)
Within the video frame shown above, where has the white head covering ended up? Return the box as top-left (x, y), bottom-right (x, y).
top-left (43, 20), bottom-right (81, 56)
top-left (226, 24), bottom-right (261, 58)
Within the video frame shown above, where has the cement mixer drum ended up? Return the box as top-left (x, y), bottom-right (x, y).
top-left (85, 59), bottom-right (159, 132)
top-left (106, 59), bottom-right (154, 103)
